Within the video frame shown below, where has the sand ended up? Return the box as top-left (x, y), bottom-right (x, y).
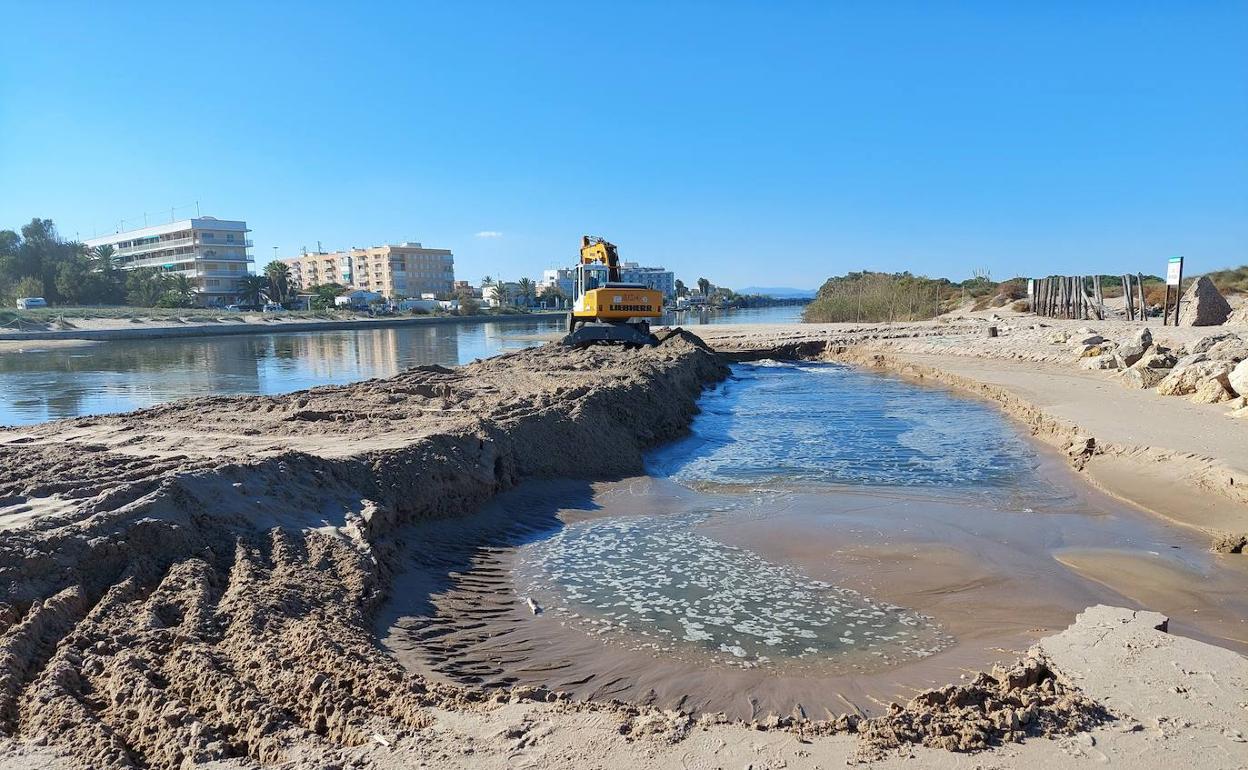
top-left (1, 321), bottom-right (1245, 768)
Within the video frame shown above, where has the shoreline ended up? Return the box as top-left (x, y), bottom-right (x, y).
top-left (697, 319), bottom-right (1248, 553)
top-left (0, 326), bottom-right (1244, 768)
top-left (0, 309), bottom-right (568, 342)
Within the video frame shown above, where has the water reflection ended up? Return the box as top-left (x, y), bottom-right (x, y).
top-left (0, 305), bottom-right (805, 426)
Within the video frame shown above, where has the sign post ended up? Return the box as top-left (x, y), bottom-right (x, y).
top-left (1163, 256), bottom-right (1184, 326)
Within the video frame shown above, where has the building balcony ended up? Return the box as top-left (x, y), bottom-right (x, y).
top-left (116, 237), bottom-right (253, 257)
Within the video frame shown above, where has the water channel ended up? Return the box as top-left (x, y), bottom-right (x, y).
top-left (380, 360), bottom-right (1248, 718)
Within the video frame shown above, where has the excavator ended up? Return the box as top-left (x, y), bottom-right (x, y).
top-left (563, 236), bottom-right (663, 347)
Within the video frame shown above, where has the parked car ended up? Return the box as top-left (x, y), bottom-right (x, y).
top-left (262, 303), bottom-right (283, 313)
top-left (16, 297), bottom-right (48, 309)
top-left (224, 304), bottom-right (261, 312)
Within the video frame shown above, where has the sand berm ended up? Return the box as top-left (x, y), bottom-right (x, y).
top-left (0, 328), bottom-right (1207, 769)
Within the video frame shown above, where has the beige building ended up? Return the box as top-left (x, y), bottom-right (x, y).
top-left (283, 242), bottom-right (454, 299)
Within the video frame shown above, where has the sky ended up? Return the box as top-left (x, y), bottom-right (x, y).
top-left (1, 2), bottom-right (1245, 291)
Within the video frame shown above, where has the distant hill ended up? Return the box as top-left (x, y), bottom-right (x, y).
top-left (737, 286), bottom-right (816, 299)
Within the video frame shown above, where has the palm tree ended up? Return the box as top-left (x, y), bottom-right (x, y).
top-left (264, 261), bottom-right (292, 304)
top-left (90, 244), bottom-right (117, 270)
top-left (238, 274), bottom-right (270, 306)
top-left (697, 277), bottom-right (712, 297)
top-left (539, 284), bottom-right (566, 309)
top-left (516, 277), bottom-right (535, 307)
top-left (493, 282), bottom-right (513, 307)
top-left (675, 279), bottom-right (688, 298)
top-left (169, 274), bottom-right (195, 306)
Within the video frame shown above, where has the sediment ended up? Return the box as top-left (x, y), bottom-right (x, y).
top-left (0, 330), bottom-right (728, 768)
top-left (1, 322), bottom-right (1240, 768)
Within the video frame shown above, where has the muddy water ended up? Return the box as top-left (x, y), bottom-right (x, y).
top-left (379, 361), bottom-right (1248, 719)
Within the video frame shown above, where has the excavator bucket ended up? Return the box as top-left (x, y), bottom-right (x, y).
top-left (562, 321), bottom-right (659, 348)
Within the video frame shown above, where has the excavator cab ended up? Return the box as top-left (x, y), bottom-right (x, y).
top-left (563, 236), bottom-right (663, 347)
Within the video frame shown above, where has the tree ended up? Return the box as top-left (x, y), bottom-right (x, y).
top-left (264, 261), bottom-right (292, 304)
top-left (696, 277), bottom-right (712, 297)
top-left (493, 282), bottom-right (512, 307)
top-left (13, 275), bottom-right (44, 301)
top-left (238, 274), bottom-right (270, 306)
top-left (459, 296), bottom-right (481, 315)
top-left (539, 284), bottom-right (566, 308)
top-left (157, 274), bottom-right (195, 308)
top-left (308, 282), bottom-right (344, 310)
top-left (126, 268), bottom-right (171, 307)
top-left (675, 279), bottom-right (688, 298)
top-left (516, 277), bottom-right (536, 307)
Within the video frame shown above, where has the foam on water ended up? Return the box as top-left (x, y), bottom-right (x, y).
top-left (516, 361), bottom-right (1039, 671)
top-left (516, 512), bottom-right (950, 670)
top-left (647, 361), bottom-right (1038, 490)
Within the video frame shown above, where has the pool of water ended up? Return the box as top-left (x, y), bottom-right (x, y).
top-left (0, 304), bottom-right (804, 426)
top-left (384, 359), bottom-right (1248, 716)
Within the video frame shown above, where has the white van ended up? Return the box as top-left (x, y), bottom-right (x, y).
top-left (16, 297), bottom-right (47, 310)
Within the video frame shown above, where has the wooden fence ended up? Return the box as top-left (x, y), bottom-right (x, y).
top-left (1029, 273), bottom-right (1150, 321)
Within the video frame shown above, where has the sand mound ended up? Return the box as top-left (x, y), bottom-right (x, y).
top-left (0, 332), bottom-right (728, 769)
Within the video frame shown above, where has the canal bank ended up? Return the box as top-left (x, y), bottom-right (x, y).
top-left (0, 326), bottom-right (1243, 769)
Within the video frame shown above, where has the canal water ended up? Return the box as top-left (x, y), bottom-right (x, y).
top-left (0, 304), bottom-right (802, 426)
top-left (380, 360), bottom-right (1248, 718)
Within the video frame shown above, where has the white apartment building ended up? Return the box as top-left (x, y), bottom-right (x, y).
top-left (545, 262), bottom-right (676, 300)
top-left (619, 262), bottom-right (676, 299)
top-left (84, 217), bottom-right (253, 306)
top-left (283, 242), bottom-right (453, 299)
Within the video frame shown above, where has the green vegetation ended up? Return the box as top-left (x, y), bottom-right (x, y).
top-left (1203, 265), bottom-right (1248, 295)
top-left (803, 272), bottom-right (949, 323)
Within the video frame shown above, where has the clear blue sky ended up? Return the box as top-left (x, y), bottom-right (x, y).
top-left (2, 2), bottom-right (1245, 290)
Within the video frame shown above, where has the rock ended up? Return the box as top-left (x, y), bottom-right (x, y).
top-left (1130, 351), bottom-right (1177, 370)
top-left (1204, 337), bottom-right (1248, 364)
top-left (1174, 352), bottom-right (1209, 368)
top-left (1190, 378), bottom-right (1235, 404)
top-left (1156, 361), bottom-right (1233, 396)
top-left (1115, 328), bottom-right (1153, 367)
top-left (1079, 345), bottom-right (1105, 358)
top-left (1119, 367), bottom-right (1166, 390)
top-left (1048, 331), bottom-right (1070, 344)
top-left (1079, 354), bottom-right (1119, 370)
top-left (1178, 276), bottom-right (1233, 326)
top-left (1073, 334), bottom-right (1106, 346)
top-left (1188, 333), bottom-right (1237, 355)
top-left (1230, 360), bottom-right (1248, 397)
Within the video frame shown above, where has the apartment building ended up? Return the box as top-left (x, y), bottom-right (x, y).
top-left (83, 217), bottom-right (253, 306)
top-left (283, 242), bottom-right (454, 299)
top-left (619, 262), bottom-right (676, 299)
top-left (545, 262), bottom-right (676, 299)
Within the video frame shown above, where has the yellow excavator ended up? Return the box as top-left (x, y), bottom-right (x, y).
top-left (564, 236), bottom-right (663, 347)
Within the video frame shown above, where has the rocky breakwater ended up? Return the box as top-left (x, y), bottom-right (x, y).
top-left (0, 330), bottom-right (729, 769)
top-left (1066, 327), bottom-right (1248, 414)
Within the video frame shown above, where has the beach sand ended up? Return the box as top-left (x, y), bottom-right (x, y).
top-left (0, 322), bottom-right (1244, 768)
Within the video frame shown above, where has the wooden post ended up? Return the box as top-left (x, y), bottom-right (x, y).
top-left (1122, 274), bottom-right (1133, 320)
top-left (1173, 260), bottom-right (1184, 325)
top-left (1136, 273), bottom-right (1147, 321)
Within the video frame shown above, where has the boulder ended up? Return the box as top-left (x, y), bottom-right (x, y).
top-left (1073, 334), bottom-right (1106, 346)
top-left (1174, 352), bottom-right (1209, 368)
top-left (1115, 328), bottom-right (1153, 367)
top-left (1048, 331), bottom-right (1070, 344)
top-left (1187, 332), bottom-right (1237, 355)
top-left (1178, 276), bottom-right (1233, 326)
top-left (1155, 361), bottom-right (1233, 396)
top-left (1079, 354), bottom-right (1120, 370)
top-left (1118, 366), bottom-right (1166, 390)
top-left (1190, 378), bottom-right (1235, 404)
top-left (1204, 337), bottom-right (1248, 364)
top-left (1230, 360), bottom-right (1248, 398)
top-left (1129, 351), bottom-right (1177, 370)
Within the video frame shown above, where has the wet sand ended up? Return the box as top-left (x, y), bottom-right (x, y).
top-left (379, 439), bottom-right (1248, 720)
